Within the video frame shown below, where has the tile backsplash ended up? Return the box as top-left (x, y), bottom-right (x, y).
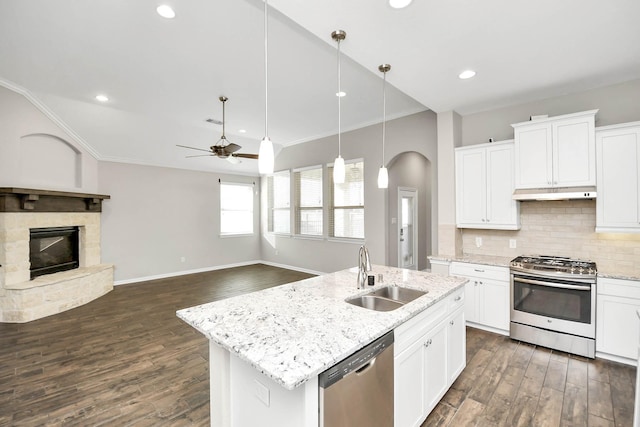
top-left (461, 200), bottom-right (640, 278)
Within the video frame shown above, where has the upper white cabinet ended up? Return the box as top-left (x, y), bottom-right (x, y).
top-left (455, 140), bottom-right (520, 230)
top-left (512, 110), bottom-right (598, 189)
top-left (596, 122), bottom-right (640, 233)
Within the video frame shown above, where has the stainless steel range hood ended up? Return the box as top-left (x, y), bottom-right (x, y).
top-left (512, 186), bottom-right (597, 201)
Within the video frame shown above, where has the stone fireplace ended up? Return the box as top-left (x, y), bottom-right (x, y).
top-left (0, 188), bottom-right (114, 322)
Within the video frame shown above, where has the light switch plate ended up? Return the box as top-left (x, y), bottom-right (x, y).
top-left (475, 237), bottom-right (482, 247)
top-left (509, 239), bottom-right (517, 249)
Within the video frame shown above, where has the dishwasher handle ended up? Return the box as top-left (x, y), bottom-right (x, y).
top-left (319, 331), bottom-right (394, 389)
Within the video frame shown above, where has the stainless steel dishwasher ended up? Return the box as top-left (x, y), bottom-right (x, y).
top-left (318, 331), bottom-right (394, 427)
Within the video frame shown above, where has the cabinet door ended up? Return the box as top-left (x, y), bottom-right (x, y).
top-left (394, 338), bottom-right (425, 427)
top-left (447, 309), bottom-right (466, 384)
top-left (514, 123), bottom-right (553, 189)
top-left (596, 126), bottom-right (640, 232)
top-left (596, 294), bottom-right (640, 359)
top-left (464, 279), bottom-right (479, 323)
top-left (486, 144), bottom-right (520, 228)
top-left (423, 321), bottom-right (448, 416)
top-left (455, 147), bottom-right (486, 226)
top-left (479, 278), bottom-right (510, 332)
top-left (553, 115), bottom-right (596, 186)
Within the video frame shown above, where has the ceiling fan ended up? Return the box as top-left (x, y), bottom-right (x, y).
top-left (177, 96), bottom-right (259, 164)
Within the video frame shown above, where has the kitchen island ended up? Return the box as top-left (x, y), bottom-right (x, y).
top-left (177, 265), bottom-right (467, 427)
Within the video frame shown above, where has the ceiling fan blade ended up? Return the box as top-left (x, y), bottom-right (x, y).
top-left (177, 144), bottom-right (212, 153)
top-left (226, 156), bottom-right (242, 164)
top-left (186, 154), bottom-right (217, 158)
top-left (232, 153), bottom-right (259, 160)
top-left (225, 143), bottom-right (242, 153)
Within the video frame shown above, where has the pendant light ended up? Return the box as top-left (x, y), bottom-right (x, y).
top-left (258, 0), bottom-right (275, 175)
top-left (331, 30), bottom-right (346, 184)
top-left (377, 64), bottom-right (391, 189)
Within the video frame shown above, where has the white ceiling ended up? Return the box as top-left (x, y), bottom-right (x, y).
top-left (1, 0), bottom-right (639, 176)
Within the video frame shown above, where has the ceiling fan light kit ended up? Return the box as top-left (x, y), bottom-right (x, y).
top-left (377, 64), bottom-right (391, 189)
top-left (176, 96), bottom-right (259, 162)
top-left (259, 0), bottom-right (275, 175)
top-left (332, 29), bottom-right (347, 184)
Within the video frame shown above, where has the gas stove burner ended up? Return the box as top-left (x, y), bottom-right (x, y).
top-left (510, 255), bottom-right (597, 277)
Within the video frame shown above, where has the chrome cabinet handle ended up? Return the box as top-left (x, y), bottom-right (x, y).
top-left (424, 339), bottom-right (433, 347)
top-left (474, 269), bottom-right (484, 273)
top-left (454, 296), bottom-right (462, 301)
top-left (450, 320), bottom-right (455, 325)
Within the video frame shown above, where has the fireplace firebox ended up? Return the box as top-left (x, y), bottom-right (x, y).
top-left (29, 226), bottom-right (80, 279)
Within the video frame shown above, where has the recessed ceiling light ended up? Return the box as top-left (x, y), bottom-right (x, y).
top-left (156, 5), bottom-right (175, 19)
top-left (458, 70), bottom-right (476, 79)
top-left (95, 94), bottom-right (109, 102)
top-left (336, 91), bottom-right (346, 97)
top-left (238, 129), bottom-right (247, 134)
top-left (389, 0), bottom-right (412, 9)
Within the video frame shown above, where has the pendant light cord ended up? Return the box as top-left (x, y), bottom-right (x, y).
top-left (337, 37), bottom-right (342, 156)
top-left (264, 0), bottom-right (269, 138)
top-left (382, 70), bottom-right (386, 165)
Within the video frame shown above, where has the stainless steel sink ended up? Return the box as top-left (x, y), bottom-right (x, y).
top-left (345, 286), bottom-right (427, 312)
top-left (368, 286), bottom-right (427, 303)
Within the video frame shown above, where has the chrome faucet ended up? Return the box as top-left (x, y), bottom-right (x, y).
top-left (357, 245), bottom-right (372, 289)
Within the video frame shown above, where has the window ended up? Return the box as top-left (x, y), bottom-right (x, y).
top-left (294, 166), bottom-right (323, 236)
top-left (267, 171), bottom-right (290, 234)
top-left (330, 160), bottom-right (364, 239)
top-left (220, 182), bottom-right (254, 235)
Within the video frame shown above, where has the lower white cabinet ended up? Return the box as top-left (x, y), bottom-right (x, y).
top-left (450, 262), bottom-right (510, 334)
top-left (596, 277), bottom-right (640, 363)
top-left (394, 289), bottom-right (466, 427)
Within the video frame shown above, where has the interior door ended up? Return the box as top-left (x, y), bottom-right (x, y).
top-left (398, 188), bottom-right (418, 270)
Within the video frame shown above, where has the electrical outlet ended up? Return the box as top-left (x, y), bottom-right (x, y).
top-left (509, 239), bottom-right (517, 249)
top-left (475, 237), bottom-right (482, 248)
top-left (180, 256), bottom-right (186, 263)
top-left (254, 379), bottom-right (270, 407)
top-left (275, 250), bottom-right (279, 255)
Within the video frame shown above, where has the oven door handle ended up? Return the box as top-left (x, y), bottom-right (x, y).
top-left (515, 277), bottom-right (592, 291)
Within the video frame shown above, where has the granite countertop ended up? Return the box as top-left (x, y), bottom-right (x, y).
top-left (429, 254), bottom-right (513, 268)
top-left (176, 265), bottom-right (467, 390)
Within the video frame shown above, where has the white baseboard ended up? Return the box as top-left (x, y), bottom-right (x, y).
top-left (113, 260), bottom-right (324, 286)
top-left (596, 351), bottom-right (636, 367)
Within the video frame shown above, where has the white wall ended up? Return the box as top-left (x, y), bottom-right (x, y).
top-left (260, 111), bottom-right (438, 273)
top-left (0, 85), bottom-right (99, 192)
top-left (461, 78), bottom-right (640, 146)
top-left (98, 161), bottom-right (261, 282)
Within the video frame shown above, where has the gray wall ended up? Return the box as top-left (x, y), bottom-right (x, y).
top-left (461, 78), bottom-right (640, 146)
top-left (0, 85), bottom-right (98, 192)
top-left (98, 162), bottom-right (261, 282)
top-left (260, 110), bottom-right (438, 273)
top-left (387, 152), bottom-right (431, 270)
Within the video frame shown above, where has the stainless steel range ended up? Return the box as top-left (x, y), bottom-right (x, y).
top-left (510, 255), bottom-right (597, 358)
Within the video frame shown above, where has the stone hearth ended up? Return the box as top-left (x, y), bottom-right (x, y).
top-left (0, 188), bottom-right (113, 322)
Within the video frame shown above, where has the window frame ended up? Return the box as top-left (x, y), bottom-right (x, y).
top-left (266, 170), bottom-right (291, 235)
top-left (293, 165), bottom-right (324, 238)
top-left (219, 181), bottom-right (255, 237)
top-left (328, 158), bottom-right (365, 241)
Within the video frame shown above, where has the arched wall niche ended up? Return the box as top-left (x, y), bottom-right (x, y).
top-left (386, 151), bottom-right (432, 270)
top-left (19, 133), bottom-right (82, 189)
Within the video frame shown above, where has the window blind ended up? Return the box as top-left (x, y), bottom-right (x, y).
top-left (220, 182), bottom-right (254, 235)
top-left (294, 166), bottom-right (323, 236)
top-left (267, 171), bottom-right (290, 234)
top-left (329, 160), bottom-right (364, 239)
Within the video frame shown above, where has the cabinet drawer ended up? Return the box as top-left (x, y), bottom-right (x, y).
top-left (598, 277), bottom-right (640, 299)
top-left (450, 262), bottom-right (509, 281)
top-left (395, 300), bottom-right (448, 355)
top-left (448, 287), bottom-right (465, 312)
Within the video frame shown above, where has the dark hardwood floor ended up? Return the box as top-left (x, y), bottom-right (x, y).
top-left (0, 264), bottom-right (314, 426)
top-left (424, 328), bottom-right (636, 427)
top-left (1, 264), bottom-right (636, 426)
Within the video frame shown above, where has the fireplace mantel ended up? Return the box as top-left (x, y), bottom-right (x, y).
top-left (0, 187), bottom-right (111, 212)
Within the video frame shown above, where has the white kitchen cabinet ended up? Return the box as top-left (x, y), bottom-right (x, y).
top-left (447, 308), bottom-right (466, 384)
top-left (455, 140), bottom-right (520, 230)
top-left (394, 288), bottom-right (465, 427)
top-left (596, 277), bottom-right (640, 364)
top-left (596, 122), bottom-right (640, 233)
top-left (512, 110), bottom-right (597, 189)
top-left (450, 262), bottom-right (510, 335)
